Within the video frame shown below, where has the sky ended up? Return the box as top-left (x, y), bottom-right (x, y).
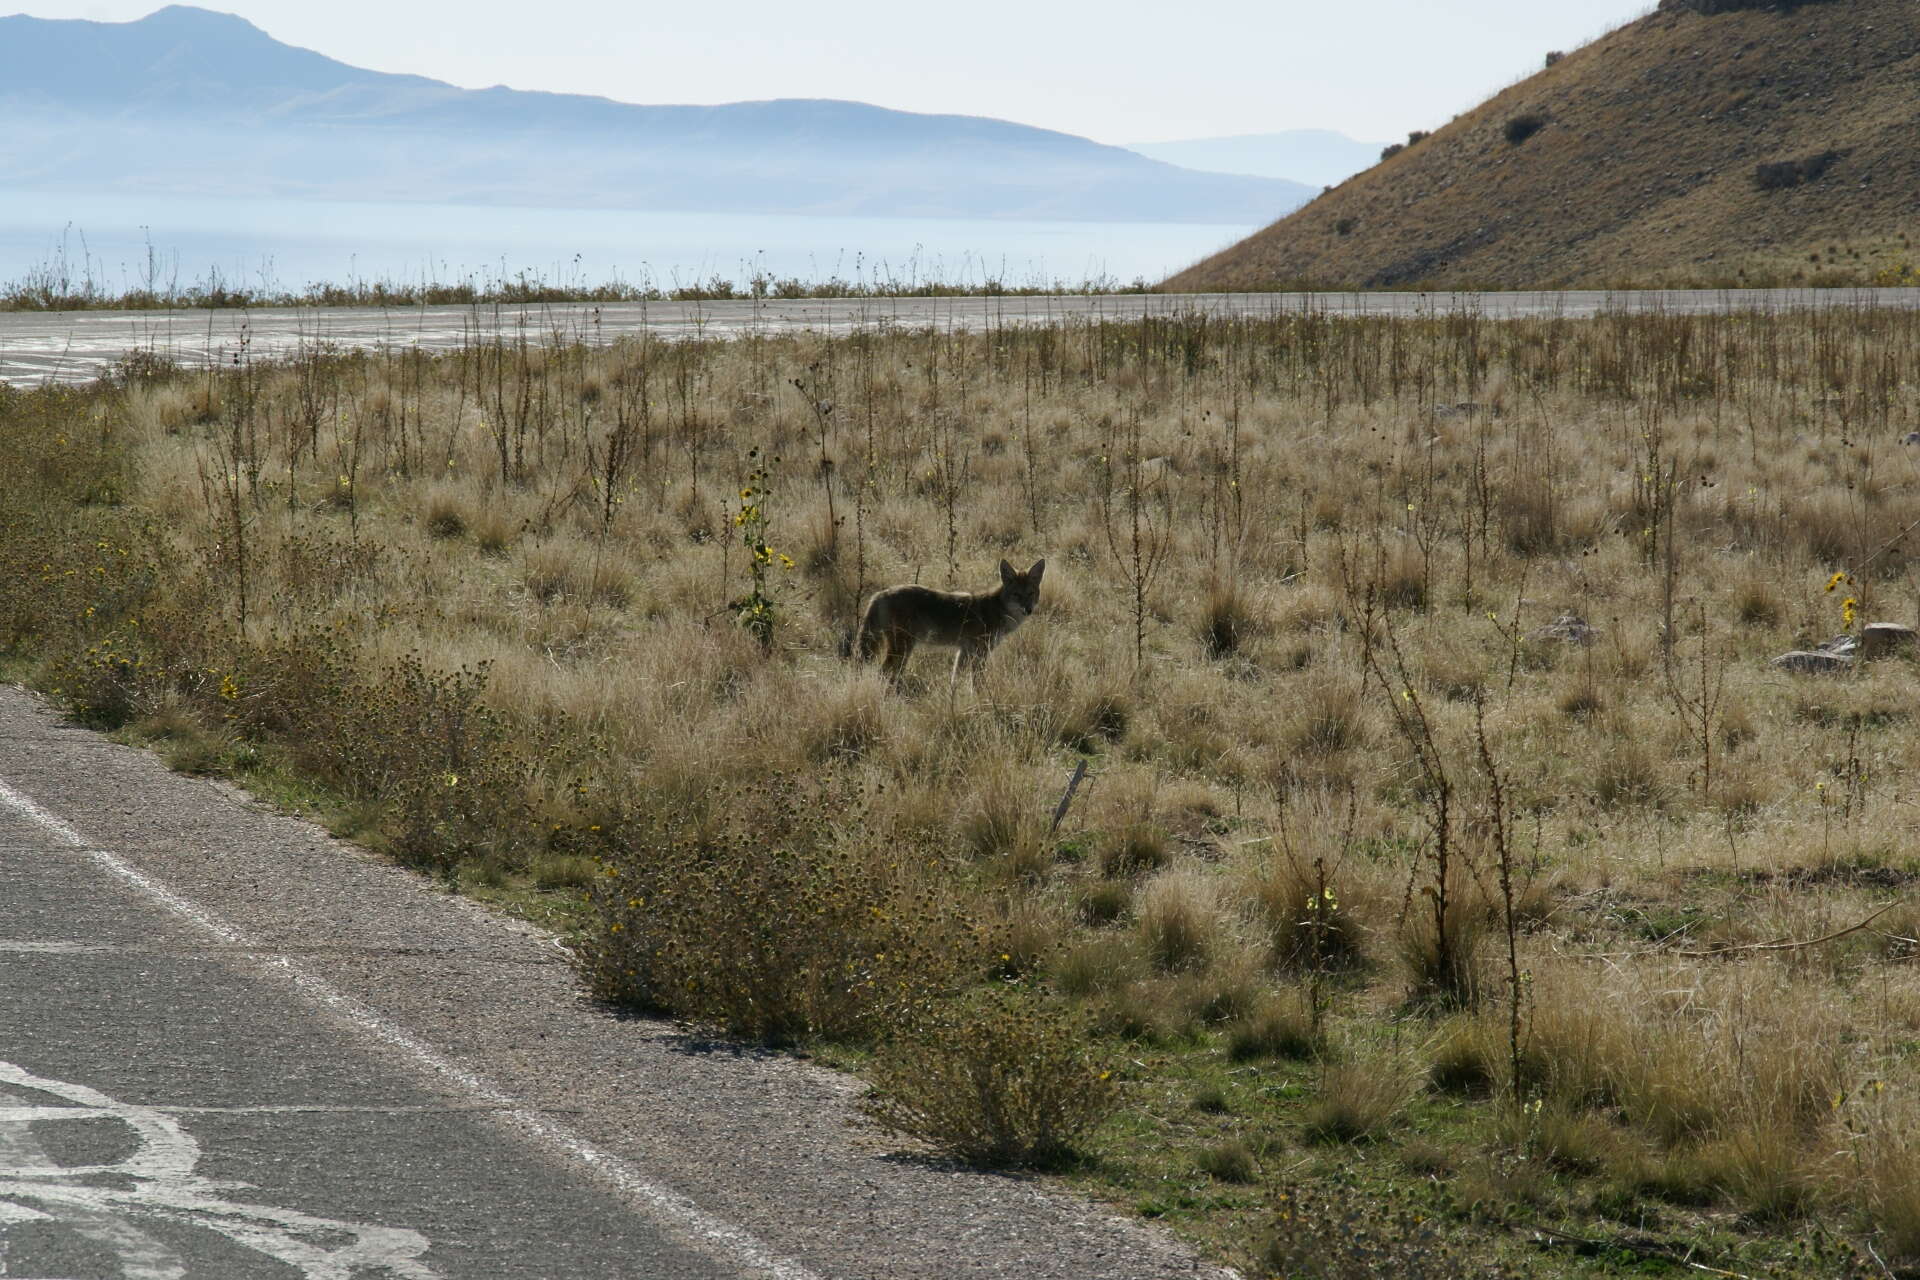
top-left (22, 1), bottom-right (1656, 145)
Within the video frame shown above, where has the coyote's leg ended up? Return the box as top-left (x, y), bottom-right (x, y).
top-left (954, 638), bottom-right (991, 688)
top-left (881, 632), bottom-right (915, 682)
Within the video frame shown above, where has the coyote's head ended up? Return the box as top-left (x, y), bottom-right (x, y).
top-left (999, 558), bottom-right (1046, 619)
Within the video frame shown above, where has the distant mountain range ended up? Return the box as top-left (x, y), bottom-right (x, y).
top-left (1127, 131), bottom-right (1387, 189)
top-left (0, 5), bottom-right (1317, 224)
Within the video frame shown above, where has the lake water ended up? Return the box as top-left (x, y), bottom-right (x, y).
top-left (0, 191), bottom-right (1255, 297)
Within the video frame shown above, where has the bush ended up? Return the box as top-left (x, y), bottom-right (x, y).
top-left (862, 985), bottom-right (1118, 1167)
top-left (1400, 904), bottom-right (1488, 1009)
top-left (1285, 677), bottom-right (1366, 758)
top-left (1201, 583), bottom-right (1254, 657)
top-left (579, 775), bottom-right (976, 1045)
top-left (1302, 1060), bottom-right (1413, 1144)
top-left (1504, 113), bottom-right (1547, 145)
top-left (1135, 870), bottom-right (1219, 971)
top-left (236, 639), bottom-right (529, 872)
top-left (424, 502), bottom-right (467, 540)
top-left (1755, 150), bottom-right (1843, 191)
top-left (1228, 994), bottom-right (1318, 1061)
top-left (1075, 875), bottom-right (1134, 926)
top-left (0, 398), bottom-right (146, 667)
top-left (1262, 1181), bottom-right (1460, 1279)
top-left (1197, 1139), bottom-right (1258, 1183)
top-left (1250, 860), bottom-right (1363, 972)
top-left (1428, 1017), bottom-right (1500, 1095)
top-left (1097, 821), bottom-right (1170, 878)
top-left (364, 657), bottom-right (527, 868)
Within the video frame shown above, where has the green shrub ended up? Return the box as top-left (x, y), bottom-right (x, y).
top-left (1301, 1060), bottom-right (1413, 1144)
top-left (1427, 1017), bottom-right (1497, 1095)
top-left (0, 391), bottom-right (148, 671)
top-left (1228, 995), bottom-right (1318, 1062)
top-left (232, 637), bottom-right (529, 871)
top-left (1097, 821), bottom-right (1170, 878)
top-left (1504, 113), bottom-right (1547, 145)
top-left (1075, 876), bottom-right (1135, 926)
top-left (1201, 584), bottom-right (1253, 658)
top-left (1755, 150), bottom-right (1844, 192)
top-left (1261, 1181), bottom-right (1459, 1279)
top-left (1197, 1139), bottom-right (1257, 1183)
top-left (1399, 905), bottom-right (1488, 1009)
top-left (580, 776), bottom-right (976, 1045)
top-left (1253, 863), bottom-right (1364, 972)
top-left (862, 985), bottom-right (1118, 1168)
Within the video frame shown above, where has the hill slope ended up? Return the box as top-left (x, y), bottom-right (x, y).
top-left (1166, 0), bottom-right (1920, 290)
top-left (0, 6), bottom-right (1311, 225)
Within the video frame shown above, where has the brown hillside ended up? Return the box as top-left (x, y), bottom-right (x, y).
top-left (1166, 0), bottom-right (1920, 291)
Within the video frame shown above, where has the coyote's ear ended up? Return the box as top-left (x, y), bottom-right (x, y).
top-left (1000, 559), bottom-right (1016, 583)
top-left (1028, 558), bottom-right (1046, 584)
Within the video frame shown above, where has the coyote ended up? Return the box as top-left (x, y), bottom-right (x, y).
top-left (855, 559), bottom-right (1046, 684)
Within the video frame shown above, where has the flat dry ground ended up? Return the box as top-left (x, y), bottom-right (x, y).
top-left (7, 303), bottom-right (1920, 1276)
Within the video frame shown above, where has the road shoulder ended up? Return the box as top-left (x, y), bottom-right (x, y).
top-left (0, 683), bottom-right (1230, 1280)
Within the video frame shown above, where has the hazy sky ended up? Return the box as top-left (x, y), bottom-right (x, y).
top-left (24, 1), bottom-right (1655, 144)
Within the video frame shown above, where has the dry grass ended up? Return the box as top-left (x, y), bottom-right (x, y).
top-left (12, 302), bottom-right (1920, 1273)
top-left (1168, 0), bottom-right (1920, 291)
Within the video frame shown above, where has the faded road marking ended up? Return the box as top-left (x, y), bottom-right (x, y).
top-left (0, 775), bottom-right (823, 1280)
top-left (0, 1060), bottom-right (440, 1279)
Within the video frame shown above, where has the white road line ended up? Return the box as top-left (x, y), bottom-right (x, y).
top-left (0, 939), bottom-right (531, 959)
top-left (0, 777), bottom-right (825, 1280)
top-left (151, 1104), bottom-right (587, 1116)
top-left (2, 1060), bottom-right (441, 1280)
top-left (7, 1103), bottom-right (581, 1118)
top-left (0, 942), bottom-right (111, 953)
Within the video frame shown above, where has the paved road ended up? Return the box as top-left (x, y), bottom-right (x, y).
top-left (0, 686), bottom-right (1227, 1280)
top-left (4, 287), bottom-right (1918, 386)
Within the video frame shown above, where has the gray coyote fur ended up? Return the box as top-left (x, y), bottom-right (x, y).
top-left (854, 559), bottom-right (1046, 683)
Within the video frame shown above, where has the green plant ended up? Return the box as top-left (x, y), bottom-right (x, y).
top-left (1196, 1139), bottom-right (1257, 1183)
top-left (1135, 870), bottom-right (1218, 972)
top-left (19, 302), bottom-right (1920, 1276)
top-left (1504, 113), bottom-right (1547, 145)
top-left (1099, 409), bottom-right (1176, 675)
top-left (862, 984), bottom-right (1117, 1168)
top-left (1755, 150), bottom-right (1844, 192)
top-left (1260, 1181), bottom-right (1459, 1279)
top-left (728, 448), bottom-right (793, 650)
top-left (580, 776), bottom-right (973, 1044)
top-left (1301, 1059), bottom-right (1413, 1144)
top-left (1227, 994), bottom-right (1318, 1062)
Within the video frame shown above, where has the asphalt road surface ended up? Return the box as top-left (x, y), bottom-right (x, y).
top-left (4, 287), bottom-right (1918, 386)
top-left (0, 686), bottom-right (1228, 1280)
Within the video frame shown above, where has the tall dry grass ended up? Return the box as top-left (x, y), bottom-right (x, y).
top-left (10, 302), bottom-right (1920, 1270)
